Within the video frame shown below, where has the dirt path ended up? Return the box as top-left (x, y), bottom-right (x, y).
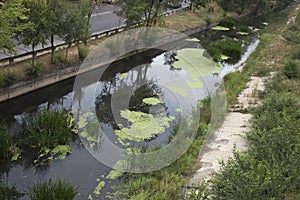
top-left (189, 75), bottom-right (265, 186)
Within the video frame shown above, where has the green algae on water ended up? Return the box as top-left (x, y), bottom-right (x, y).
top-left (142, 97), bottom-right (162, 105)
top-left (119, 72), bottom-right (128, 79)
top-left (212, 26), bottom-right (230, 31)
top-left (115, 110), bottom-right (175, 142)
top-left (94, 181), bottom-right (105, 197)
top-left (106, 170), bottom-right (123, 179)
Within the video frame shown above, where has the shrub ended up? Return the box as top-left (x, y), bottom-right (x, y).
top-left (25, 63), bottom-right (44, 81)
top-left (283, 31), bottom-right (300, 44)
top-left (29, 179), bottom-right (77, 200)
top-left (0, 124), bottom-right (11, 160)
top-left (219, 17), bottom-right (238, 28)
top-left (0, 70), bottom-right (18, 88)
top-left (51, 51), bottom-right (65, 66)
top-left (0, 180), bottom-right (22, 199)
top-left (282, 59), bottom-right (300, 79)
top-left (77, 44), bottom-right (89, 60)
top-left (204, 16), bottom-right (212, 25)
top-left (208, 39), bottom-right (242, 62)
top-left (23, 110), bottom-right (74, 150)
top-left (291, 46), bottom-right (300, 59)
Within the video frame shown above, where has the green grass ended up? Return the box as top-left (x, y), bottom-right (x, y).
top-left (0, 180), bottom-right (22, 199)
top-left (0, 70), bottom-right (18, 88)
top-left (29, 179), bottom-right (77, 200)
top-left (223, 72), bottom-right (248, 105)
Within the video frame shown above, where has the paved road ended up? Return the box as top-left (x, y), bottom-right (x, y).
top-left (0, 2), bottom-right (190, 62)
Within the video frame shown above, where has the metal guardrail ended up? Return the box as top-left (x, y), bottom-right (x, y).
top-left (0, 5), bottom-right (190, 67)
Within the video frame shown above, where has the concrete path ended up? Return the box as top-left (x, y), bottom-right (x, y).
top-left (189, 75), bottom-right (265, 186)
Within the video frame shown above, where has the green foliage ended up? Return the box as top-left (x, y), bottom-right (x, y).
top-left (0, 0), bottom-right (30, 54)
top-left (210, 91), bottom-right (300, 199)
top-left (51, 50), bottom-right (65, 65)
top-left (282, 59), bottom-right (300, 79)
top-left (223, 72), bottom-right (248, 105)
top-left (112, 121), bottom-right (208, 200)
top-left (219, 17), bottom-right (238, 28)
top-left (207, 39), bottom-right (242, 62)
top-left (23, 110), bottom-right (74, 150)
top-left (283, 31), bottom-right (300, 44)
top-left (29, 179), bottom-right (77, 200)
top-left (25, 62), bottom-right (44, 80)
top-left (77, 44), bottom-right (89, 60)
top-left (0, 124), bottom-right (11, 160)
top-left (0, 70), bottom-right (18, 88)
top-left (0, 180), bottom-right (22, 200)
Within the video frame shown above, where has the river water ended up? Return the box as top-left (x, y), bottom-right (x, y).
top-left (0, 19), bottom-right (263, 199)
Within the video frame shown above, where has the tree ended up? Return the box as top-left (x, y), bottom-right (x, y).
top-left (46, 0), bottom-right (66, 62)
top-left (0, 0), bottom-right (30, 54)
top-left (18, 0), bottom-right (50, 67)
top-left (190, 0), bottom-right (211, 12)
top-left (59, 3), bottom-right (90, 63)
top-left (116, 0), bottom-right (165, 27)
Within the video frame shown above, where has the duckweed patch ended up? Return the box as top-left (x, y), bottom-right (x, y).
top-left (115, 110), bottom-right (175, 142)
top-left (106, 170), bottom-right (123, 179)
top-left (94, 181), bottom-right (105, 197)
top-left (212, 26), bottom-right (230, 31)
top-left (142, 97), bottom-right (161, 105)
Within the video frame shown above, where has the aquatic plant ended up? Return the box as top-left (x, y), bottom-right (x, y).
top-left (0, 124), bottom-right (12, 160)
top-left (23, 110), bottom-right (75, 151)
top-left (207, 39), bottom-right (242, 62)
top-left (211, 25), bottom-right (230, 31)
top-left (29, 179), bottom-right (77, 200)
top-left (142, 97), bottom-right (161, 105)
top-left (0, 180), bottom-right (22, 199)
top-left (219, 17), bottom-right (238, 29)
top-left (115, 110), bottom-right (175, 142)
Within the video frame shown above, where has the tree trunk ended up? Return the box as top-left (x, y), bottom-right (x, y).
top-left (65, 46), bottom-right (69, 68)
top-left (51, 34), bottom-right (55, 63)
top-left (32, 44), bottom-right (35, 67)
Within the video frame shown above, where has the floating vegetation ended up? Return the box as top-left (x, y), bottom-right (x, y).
top-left (119, 72), bottom-right (128, 79)
top-left (165, 84), bottom-right (190, 97)
top-left (208, 39), bottom-right (242, 62)
top-left (175, 108), bottom-right (182, 113)
top-left (262, 22), bottom-right (269, 26)
top-left (93, 181), bottom-right (105, 197)
top-left (106, 170), bottom-right (123, 179)
top-left (142, 97), bottom-right (162, 105)
top-left (212, 26), bottom-right (230, 31)
top-left (11, 147), bottom-right (21, 161)
top-left (221, 54), bottom-right (231, 60)
top-left (115, 110), bottom-right (175, 142)
top-left (237, 31), bottom-right (249, 35)
top-left (185, 38), bottom-right (200, 42)
top-left (78, 112), bottom-right (103, 148)
top-left (51, 145), bottom-right (71, 160)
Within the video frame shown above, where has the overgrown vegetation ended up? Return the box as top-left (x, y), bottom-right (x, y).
top-left (0, 180), bottom-right (22, 199)
top-left (25, 62), bottom-right (44, 80)
top-left (0, 70), bottom-right (18, 88)
top-left (22, 110), bottom-right (74, 151)
top-left (0, 124), bottom-right (11, 160)
top-left (207, 39), bottom-right (242, 62)
top-left (29, 179), bottom-right (77, 200)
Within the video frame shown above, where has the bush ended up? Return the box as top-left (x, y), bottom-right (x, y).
top-left (0, 70), bottom-right (18, 88)
top-left (51, 51), bottom-right (65, 66)
top-left (219, 17), bottom-right (238, 28)
top-left (0, 180), bottom-right (22, 199)
top-left (29, 179), bottom-right (77, 200)
top-left (208, 39), bottom-right (242, 62)
top-left (283, 31), bottom-right (300, 44)
top-left (282, 59), bottom-right (300, 79)
top-left (77, 44), bottom-right (89, 60)
top-left (23, 110), bottom-right (74, 150)
top-left (25, 63), bottom-right (44, 81)
top-left (0, 124), bottom-right (11, 160)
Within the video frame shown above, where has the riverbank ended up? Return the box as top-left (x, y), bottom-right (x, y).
top-left (0, 2), bottom-right (234, 103)
top-left (188, 2), bottom-right (300, 199)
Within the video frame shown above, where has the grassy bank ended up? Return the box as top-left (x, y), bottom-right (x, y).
top-left (202, 3), bottom-right (300, 200)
